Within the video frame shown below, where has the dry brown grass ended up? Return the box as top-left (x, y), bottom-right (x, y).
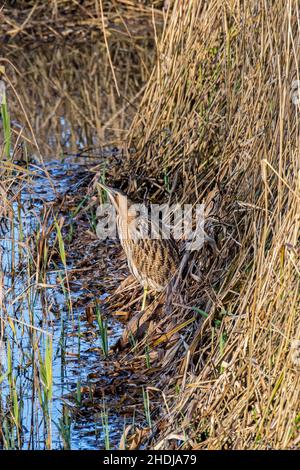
top-left (1, 0), bottom-right (164, 154)
top-left (122, 0), bottom-right (300, 450)
top-left (1, 0), bottom-right (299, 450)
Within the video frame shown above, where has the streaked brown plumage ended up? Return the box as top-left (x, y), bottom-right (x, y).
top-left (98, 183), bottom-right (179, 292)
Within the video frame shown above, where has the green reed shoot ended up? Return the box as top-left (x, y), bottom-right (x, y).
top-left (220, 330), bottom-right (227, 352)
top-left (66, 221), bottom-right (74, 242)
top-left (129, 331), bottom-right (137, 350)
top-left (38, 335), bottom-right (53, 414)
top-left (71, 195), bottom-right (89, 218)
top-left (54, 218), bottom-right (66, 267)
top-left (142, 387), bottom-right (152, 429)
top-left (145, 344), bottom-right (150, 369)
top-left (88, 208), bottom-right (97, 233)
top-left (54, 263), bottom-right (72, 317)
top-left (101, 400), bottom-right (110, 450)
top-left (98, 167), bottom-right (108, 203)
top-left (54, 218), bottom-right (73, 319)
top-left (0, 80), bottom-right (11, 159)
top-left (163, 170), bottom-right (170, 192)
top-left (192, 307), bottom-right (209, 318)
top-left (6, 339), bottom-right (20, 446)
top-left (17, 195), bottom-right (24, 244)
top-left (95, 305), bottom-right (108, 357)
top-left (57, 405), bottom-right (71, 450)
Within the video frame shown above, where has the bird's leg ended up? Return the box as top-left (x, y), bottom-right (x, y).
top-left (141, 284), bottom-right (148, 311)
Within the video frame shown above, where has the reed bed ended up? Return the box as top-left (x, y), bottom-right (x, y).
top-left (1, 0), bottom-right (164, 154)
top-left (0, 154), bottom-right (52, 447)
top-left (120, 0), bottom-right (300, 450)
top-left (0, 0), bottom-right (299, 451)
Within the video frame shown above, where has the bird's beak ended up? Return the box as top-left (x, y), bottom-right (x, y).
top-left (97, 182), bottom-right (112, 196)
top-left (97, 182), bottom-right (118, 207)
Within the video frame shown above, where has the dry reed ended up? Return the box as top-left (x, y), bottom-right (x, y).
top-left (1, 0), bottom-right (299, 451)
top-left (0, 0), bottom-right (164, 154)
top-left (122, 0), bottom-right (300, 450)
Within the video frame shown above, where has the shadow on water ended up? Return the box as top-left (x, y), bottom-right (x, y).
top-left (0, 159), bottom-right (126, 449)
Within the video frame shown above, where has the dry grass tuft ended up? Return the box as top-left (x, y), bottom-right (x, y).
top-left (1, 0), bottom-right (299, 450)
top-left (1, 0), bottom-right (164, 154)
top-left (122, 0), bottom-right (300, 449)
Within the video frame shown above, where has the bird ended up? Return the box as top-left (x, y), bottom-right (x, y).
top-left (97, 182), bottom-right (180, 306)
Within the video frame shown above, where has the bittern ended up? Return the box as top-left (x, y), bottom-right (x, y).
top-left (98, 183), bottom-right (180, 305)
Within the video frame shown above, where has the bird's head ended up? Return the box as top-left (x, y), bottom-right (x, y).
top-left (97, 182), bottom-right (130, 218)
top-left (97, 183), bottom-right (149, 241)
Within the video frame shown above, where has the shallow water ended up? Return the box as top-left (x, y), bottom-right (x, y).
top-left (0, 159), bottom-right (125, 449)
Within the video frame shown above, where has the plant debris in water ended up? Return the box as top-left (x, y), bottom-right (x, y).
top-left (0, 159), bottom-right (155, 450)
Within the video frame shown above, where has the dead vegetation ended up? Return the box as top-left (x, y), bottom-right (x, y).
top-left (1, 0), bottom-right (164, 153)
top-left (1, 0), bottom-right (299, 450)
top-left (122, 0), bottom-right (300, 449)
